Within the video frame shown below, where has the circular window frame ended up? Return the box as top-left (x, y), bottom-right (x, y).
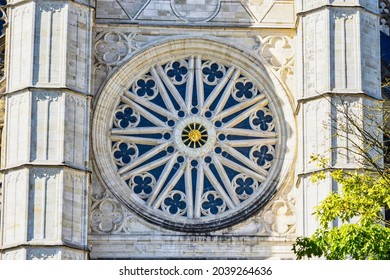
top-left (92, 37), bottom-right (296, 232)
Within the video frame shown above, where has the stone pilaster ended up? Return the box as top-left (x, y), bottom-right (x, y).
top-left (0, 0), bottom-right (93, 259)
top-left (295, 0), bottom-right (381, 236)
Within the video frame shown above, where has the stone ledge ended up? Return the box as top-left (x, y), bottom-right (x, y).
top-left (297, 4), bottom-right (380, 17)
top-left (88, 234), bottom-right (296, 260)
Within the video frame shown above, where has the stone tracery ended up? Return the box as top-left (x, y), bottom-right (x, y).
top-left (108, 56), bottom-right (279, 226)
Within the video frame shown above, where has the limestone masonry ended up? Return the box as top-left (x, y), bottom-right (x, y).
top-left (0, 0), bottom-right (385, 259)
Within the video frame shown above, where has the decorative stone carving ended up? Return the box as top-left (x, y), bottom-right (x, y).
top-left (90, 190), bottom-right (135, 234)
top-left (93, 31), bottom-right (140, 94)
top-left (8, 93), bottom-right (27, 108)
top-left (38, 3), bottom-right (63, 13)
top-left (61, 250), bottom-right (85, 260)
top-left (171, 0), bottom-right (221, 23)
top-left (66, 94), bottom-right (86, 108)
top-left (28, 249), bottom-right (57, 260)
top-left (94, 31), bottom-right (138, 66)
top-left (92, 37), bottom-right (298, 233)
top-left (255, 36), bottom-right (294, 93)
top-left (31, 168), bottom-right (59, 179)
top-left (12, 6), bottom-right (31, 18)
top-left (5, 171), bottom-right (25, 184)
top-left (35, 92), bottom-right (60, 102)
top-left (3, 249), bottom-right (23, 260)
top-left (380, 0), bottom-right (390, 33)
top-left (262, 183), bottom-right (296, 235)
top-left (0, 5), bottom-right (8, 27)
top-left (107, 56), bottom-right (278, 228)
top-left (239, 0), bottom-right (269, 22)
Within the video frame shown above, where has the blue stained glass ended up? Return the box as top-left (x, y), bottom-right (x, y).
top-left (135, 79), bottom-right (156, 98)
top-left (133, 175), bottom-right (153, 196)
top-left (115, 107), bottom-right (137, 128)
top-left (113, 143), bottom-right (136, 164)
top-left (252, 110), bottom-right (273, 131)
top-left (235, 81), bottom-right (254, 99)
top-left (164, 193), bottom-right (187, 214)
top-left (235, 177), bottom-right (255, 196)
top-left (167, 61), bottom-right (188, 82)
top-left (252, 146), bottom-right (274, 166)
top-left (109, 56), bottom-right (279, 226)
top-left (202, 63), bottom-right (224, 83)
top-left (202, 194), bottom-right (224, 215)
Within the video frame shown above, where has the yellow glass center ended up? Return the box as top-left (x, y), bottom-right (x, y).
top-left (188, 130), bottom-right (202, 142)
top-left (181, 123), bottom-right (208, 149)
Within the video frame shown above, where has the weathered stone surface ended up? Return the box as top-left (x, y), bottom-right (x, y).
top-left (0, 0), bottom-right (382, 260)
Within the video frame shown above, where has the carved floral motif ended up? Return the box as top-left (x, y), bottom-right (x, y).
top-left (94, 32), bottom-right (137, 66)
top-left (93, 31), bottom-right (140, 94)
top-left (262, 183), bottom-right (296, 235)
top-left (380, 1), bottom-right (390, 35)
top-left (255, 36), bottom-right (295, 93)
top-left (89, 190), bottom-right (135, 234)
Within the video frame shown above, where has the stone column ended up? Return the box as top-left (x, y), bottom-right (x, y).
top-left (0, 0), bottom-right (93, 260)
top-left (295, 0), bottom-right (381, 236)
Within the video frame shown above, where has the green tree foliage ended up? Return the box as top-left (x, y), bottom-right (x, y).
top-left (293, 95), bottom-right (390, 260)
top-left (293, 167), bottom-right (390, 260)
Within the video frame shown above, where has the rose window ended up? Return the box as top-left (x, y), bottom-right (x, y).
top-left (106, 55), bottom-right (281, 231)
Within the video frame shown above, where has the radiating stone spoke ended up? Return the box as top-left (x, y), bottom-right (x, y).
top-left (219, 143), bottom-right (269, 177)
top-left (147, 153), bottom-right (179, 206)
top-left (110, 56), bottom-right (279, 225)
top-left (194, 162), bottom-right (204, 218)
top-left (223, 138), bottom-right (277, 148)
top-left (195, 57), bottom-right (204, 108)
top-left (221, 100), bottom-right (269, 129)
top-left (118, 142), bottom-right (171, 176)
top-left (215, 154), bottom-right (266, 182)
top-left (185, 57), bottom-right (195, 113)
top-left (121, 95), bottom-right (167, 127)
top-left (124, 91), bottom-right (178, 120)
top-left (110, 135), bottom-right (167, 145)
top-left (213, 93), bottom-right (266, 120)
top-left (213, 69), bottom-right (240, 115)
top-left (150, 67), bottom-right (177, 113)
top-left (152, 162), bottom-right (186, 209)
top-left (217, 128), bottom-right (277, 138)
top-left (211, 155), bottom-right (240, 205)
top-left (112, 127), bottom-right (171, 135)
top-left (204, 164), bottom-right (236, 210)
top-left (121, 153), bottom-right (173, 181)
top-left (156, 65), bottom-right (187, 110)
top-left (202, 67), bottom-right (236, 113)
top-left (184, 160), bottom-right (194, 218)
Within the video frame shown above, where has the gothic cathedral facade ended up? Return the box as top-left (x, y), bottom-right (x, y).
top-left (0, 0), bottom-right (384, 259)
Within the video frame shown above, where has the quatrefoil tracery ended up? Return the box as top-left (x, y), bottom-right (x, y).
top-left (111, 57), bottom-right (278, 220)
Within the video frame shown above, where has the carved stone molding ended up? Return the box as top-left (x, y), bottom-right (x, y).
top-left (61, 249), bottom-right (85, 260)
top-left (3, 249), bottom-right (23, 260)
top-left (261, 183), bottom-right (296, 235)
top-left (66, 94), bottom-right (87, 108)
top-left (0, 4), bottom-right (8, 26)
top-left (254, 35), bottom-right (295, 93)
top-left (38, 3), bottom-right (63, 13)
top-left (89, 190), bottom-right (135, 234)
top-left (8, 93), bottom-right (27, 107)
top-left (28, 248), bottom-right (57, 260)
top-left (93, 31), bottom-right (140, 94)
top-left (93, 38), bottom-right (296, 233)
top-left (35, 92), bottom-right (60, 102)
top-left (170, 0), bottom-right (221, 23)
top-left (380, 1), bottom-right (390, 35)
top-left (5, 170), bottom-right (25, 184)
top-left (31, 168), bottom-right (59, 179)
top-left (94, 31), bottom-right (138, 67)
